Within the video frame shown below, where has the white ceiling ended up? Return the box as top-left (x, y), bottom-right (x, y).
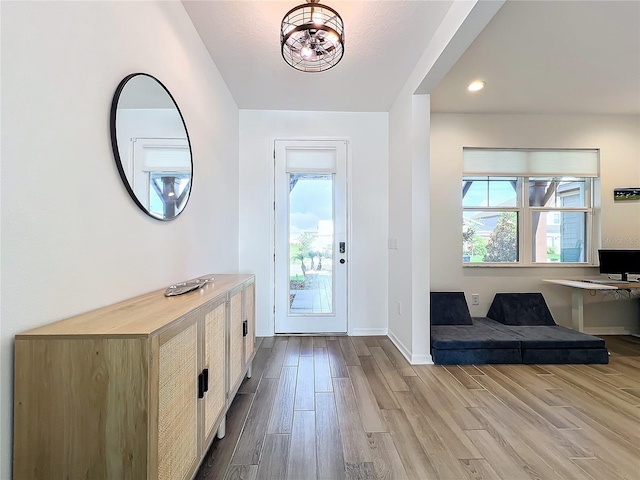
top-left (182, 0), bottom-right (453, 112)
top-left (430, 0), bottom-right (640, 115)
top-left (183, 1), bottom-right (640, 115)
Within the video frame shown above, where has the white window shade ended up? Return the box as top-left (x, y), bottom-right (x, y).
top-left (463, 148), bottom-right (599, 177)
top-left (134, 138), bottom-right (190, 170)
top-left (286, 148), bottom-right (337, 173)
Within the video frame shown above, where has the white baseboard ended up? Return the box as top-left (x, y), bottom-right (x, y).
top-left (387, 330), bottom-right (433, 365)
top-left (386, 330), bottom-right (409, 357)
top-left (349, 327), bottom-right (388, 336)
top-left (584, 327), bottom-right (639, 336)
top-left (410, 353), bottom-right (434, 365)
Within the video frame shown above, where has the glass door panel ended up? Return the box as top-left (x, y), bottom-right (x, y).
top-left (288, 174), bottom-right (334, 315)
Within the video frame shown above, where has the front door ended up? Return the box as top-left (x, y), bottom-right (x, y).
top-left (274, 140), bottom-right (348, 334)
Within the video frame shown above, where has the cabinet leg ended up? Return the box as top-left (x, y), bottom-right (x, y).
top-left (246, 361), bottom-right (253, 379)
top-left (217, 418), bottom-right (226, 439)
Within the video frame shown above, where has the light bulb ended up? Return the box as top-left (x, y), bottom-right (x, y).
top-left (300, 46), bottom-right (316, 60)
top-left (312, 11), bottom-right (324, 25)
top-left (325, 31), bottom-right (339, 47)
top-left (468, 80), bottom-right (486, 92)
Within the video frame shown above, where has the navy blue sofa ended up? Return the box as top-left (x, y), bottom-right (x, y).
top-left (430, 292), bottom-right (609, 365)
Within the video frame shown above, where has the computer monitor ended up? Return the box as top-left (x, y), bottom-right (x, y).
top-left (598, 249), bottom-right (640, 281)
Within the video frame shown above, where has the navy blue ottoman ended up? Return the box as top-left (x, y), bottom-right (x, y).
top-left (431, 292), bottom-right (521, 365)
top-left (486, 293), bottom-right (609, 364)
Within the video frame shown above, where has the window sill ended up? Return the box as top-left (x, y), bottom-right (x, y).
top-left (462, 263), bottom-right (599, 268)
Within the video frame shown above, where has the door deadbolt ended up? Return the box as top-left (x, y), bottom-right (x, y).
top-left (339, 242), bottom-right (345, 254)
top-left (340, 259), bottom-right (346, 264)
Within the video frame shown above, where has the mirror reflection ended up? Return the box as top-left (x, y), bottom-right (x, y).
top-left (110, 73), bottom-right (192, 220)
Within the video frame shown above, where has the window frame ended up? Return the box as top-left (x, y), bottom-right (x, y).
top-left (462, 175), bottom-right (596, 266)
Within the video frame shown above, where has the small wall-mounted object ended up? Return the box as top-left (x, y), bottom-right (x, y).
top-left (614, 188), bottom-right (640, 202)
top-left (110, 73), bottom-right (193, 220)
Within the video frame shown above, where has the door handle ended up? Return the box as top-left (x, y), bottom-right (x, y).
top-left (340, 259), bottom-right (346, 264)
top-left (197, 372), bottom-right (205, 399)
top-left (339, 242), bottom-right (345, 254)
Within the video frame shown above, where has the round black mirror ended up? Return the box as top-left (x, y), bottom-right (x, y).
top-left (110, 73), bottom-right (193, 220)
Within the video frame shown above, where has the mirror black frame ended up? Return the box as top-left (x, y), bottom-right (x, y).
top-left (109, 73), bottom-right (193, 221)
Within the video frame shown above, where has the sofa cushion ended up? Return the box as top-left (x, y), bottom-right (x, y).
top-left (430, 292), bottom-right (473, 325)
top-left (508, 326), bottom-right (604, 349)
top-left (522, 348), bottom-right (609, 364)
top-left (432, 348), bottom-right (521, 365)
top-left (476, 317), bottom-right (605, 349)
top-left (431, 321), bottom-right (520, 350)
top-left (487, 293), bottom-right (556, 326)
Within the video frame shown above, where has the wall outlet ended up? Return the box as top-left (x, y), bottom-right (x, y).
top-left (471, 294), bottom-right (480, 305)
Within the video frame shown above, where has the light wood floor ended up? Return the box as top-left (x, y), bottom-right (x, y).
top-left (195, 335), bottom-right (640, 480)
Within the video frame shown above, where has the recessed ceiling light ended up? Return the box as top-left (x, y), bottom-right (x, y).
top-left (468, 81), bottom-right (486, 92)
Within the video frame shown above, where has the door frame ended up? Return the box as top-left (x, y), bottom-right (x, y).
top-left (272, 137), bottom-right (351, 335)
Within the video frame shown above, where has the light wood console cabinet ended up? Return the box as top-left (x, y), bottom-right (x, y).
top-left (13, 274), bottom-right (256, 480)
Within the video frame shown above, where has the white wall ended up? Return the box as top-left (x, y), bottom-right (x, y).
top-left (430, 113), bottom-right (640, 333)
top-left (0, 2), bottom-right (239, 477)
top-left (388, 90), bottom-right (415, 355)
top-left (387, 0), bottom-right (502, 363)
top-left (238, 110), bottom-right (388, 337)
top-left (387, 94), bottom-right (433, 364)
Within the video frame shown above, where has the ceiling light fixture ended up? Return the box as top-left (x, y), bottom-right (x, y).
top-left (468, 80), bottom-right (486, 92)
top-left (280, 0), bottom-right (345, 73)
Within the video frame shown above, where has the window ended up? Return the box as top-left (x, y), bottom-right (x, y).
top-left (462, 149), bottom-right (598, 265)
top-left (149, 171), bottom-right (191, 217)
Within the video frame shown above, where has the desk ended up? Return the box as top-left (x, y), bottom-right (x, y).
top-left (543, 279), bottom-right (640, 332)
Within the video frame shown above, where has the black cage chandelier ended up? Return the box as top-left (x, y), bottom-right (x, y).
top-left (280, 0), bottom-right (345, 73)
